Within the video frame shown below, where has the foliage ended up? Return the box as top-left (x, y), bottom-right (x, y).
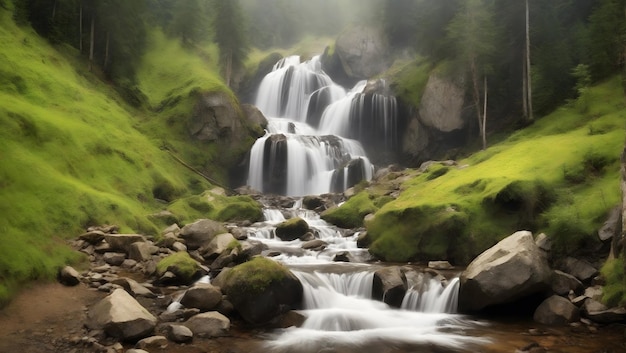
top-left (601, 258), bottom-right (626, 307)
top-left (166, 190), bottom-right (263, 226)
top-left (586, 0), bottom-right (626, 81)
top-left (213, 0), bottom-right (248, 86)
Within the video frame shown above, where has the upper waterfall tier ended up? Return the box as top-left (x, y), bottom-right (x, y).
top-left (247, 55), bottom-right (398, 196)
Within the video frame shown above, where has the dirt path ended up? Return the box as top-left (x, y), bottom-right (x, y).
top-left (0, 281), bottom-right (104, 353)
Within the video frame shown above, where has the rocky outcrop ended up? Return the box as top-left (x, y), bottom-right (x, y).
top-left (323, 26), bottom-right (390, 86)
top-left (221, 257), bottom-right (302, 324)
top-left (459, 231), bottom-right (551, 312)
top-left (418, 74), bottom-right (466, 133)
top-left (180, 219), bottom-right (228, 250)
top-left (87, 289), bottom-right (157, 342)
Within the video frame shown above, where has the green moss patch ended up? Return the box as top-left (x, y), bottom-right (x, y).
top-left (223, 257), bottom-right (291, 297)
top-left (601, 258), bottom-right (626, 307)
top-left (156, 252), bottom-right (201, 284)
top-left (167, 189), bottom-right (262, 225)
top-left (321, 192), bottom-right (379, 228)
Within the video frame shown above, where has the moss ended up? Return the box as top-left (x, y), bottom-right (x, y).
top-left (214, 195), bottom-right (263, 222)
top-left (388, 57), bottom-right (432, 107)
top-left (275, 217), bottom-right (310, 241)
top-left (601, 258), bottom-right (626, 307)
top-left (321, 192), bottom-right (378, 228)
top-left (223, 257), bottom-right (291, 297)
top-left (156, 252), bottom-right (200, 283)
top-left (426, 165), bottom-right (450, 180)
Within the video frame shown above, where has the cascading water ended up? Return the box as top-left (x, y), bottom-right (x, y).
top-left (247, 55), bottom-right (398, 197)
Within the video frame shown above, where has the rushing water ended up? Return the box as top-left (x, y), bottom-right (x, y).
top-left (247, 55), bottom-right (401, 196)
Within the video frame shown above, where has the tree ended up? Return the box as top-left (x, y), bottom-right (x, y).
top-left (587, 0), bottom-right (626, 81)
top-left (523, 0), bottom-right (533, 122)
top-left (214, 0), bottom-right (249, 87)
top-left (170, 0), bottom-right (207, 45)
top-left (447, 0), bottom-right (497, 150)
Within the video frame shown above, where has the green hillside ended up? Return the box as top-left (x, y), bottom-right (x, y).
top-left (0, 7), bottom-right (250, 304)
top-left (356, 77), bottom-right (624, 263)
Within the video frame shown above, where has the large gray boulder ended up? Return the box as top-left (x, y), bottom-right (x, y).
top-left (128, 242), bottom-right (159, 262)
top-left (104, 234), bottom-right (146, 253)
top-left (418, 74), bottom-right (466, 132)
top-left (199, 233), bottom-right (237, 260)
top-left (58, 266), bottom-right (81, 286)
top-left (188, 91), bottom-right (240, 142)
top-left (180, 219), bottom-right (227, 250)
top-left (184, 312), bottom-right (230, 338)
top-left (87, 289), bottom-right (157, 341)
top-left (334, 26), bottom-right (390, 81)
top-left (533, 295), bottom-right (580, 325)
top-left (179, 283), bottom-right (223, 312)
top-left (559, 257), bottom-right (598, 283)
top-left (275, 217), bottom-right (310, 241)
top-left (372, 266), bottom-right (407, 308)
top-left (550, 270), bottom-right (583, 296)
top-left (459, 231), bottom-right (551, 312)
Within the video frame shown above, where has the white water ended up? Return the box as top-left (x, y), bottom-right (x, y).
top-left (247, 55), bottom-right (377, 196)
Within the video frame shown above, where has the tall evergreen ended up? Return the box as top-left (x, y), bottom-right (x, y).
top-left (214, 0), bottom-right (248, 87)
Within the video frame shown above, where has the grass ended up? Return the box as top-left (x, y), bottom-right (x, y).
top-left (387, 56), bottom-right (433, 107)
top-left (0, 8), bottom-right (256, 305)
top-left (361, 76), bottom-right (625, 264)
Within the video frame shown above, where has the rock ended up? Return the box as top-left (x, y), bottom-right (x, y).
top-left (584, 286), bottom-right (604, 301)
top-left (221, 257), bottom-right (302, 324)
top-left (104, 234), bottom-right (146, 253)
top-left (356, 231), bottom-right (371, 248)
top-left (275, 217), bottom-right (310, 241)
top-left (58, 266), bottom-right (81, 286)
top-left (128, 242), bottom-right (159, 262)
top-left (584, 306), bottom-right (626, 324)
top-left (199, 233), bottom-right (237, 260)
top-left (87, 289), bottom-right (157, 342)
top-left (550, 270), bottom-right (583, 296)
top-left (103, 252), bottom-right (127, 266)
top-left (428, 261), bottom-right (454, 270)
top-left (333, 251), bottom-right (350, 262)
top-left (136, 335), bottom-right (167, 350)
top-left (184, 312), bottom-right (230, 338)
top-left (155, 252), bottom-right (203, 285)
top-left (159, 308), bottom-right (200, 323)
top-left (111, 278), bottom-right (156, 298)
top-left (179, 283), bottom-right (223, 312)
top-left (165, 324), bottom-right (193, 343)
top-left (179, 219), bottom-right (227, 250)
top-left (582, 298), bottom-right (608, 314)
top-left (372, 267), bottom-right (407, 308)
top-left (559, 257), bottom-right (598, 283)
top-left (535, 233), bottom-right (551, 252)
top-left (533, 295), bottom-right (580, 325)
top-left (418, 73), bottom-right (466, 132)
top-left (275, 310), bottom-right (306, 328)
top-left (94, 242), bottom-right (112, 253)
top-left (299, 232), bottom-right (316, 242)
top-left (333, 26), bottom-right (390, 82)
top-left (122, 259), bottom-right (138, 269)
top-left (459, 231), bottom-right (551, 312)
top-left (598, 206), bottom-right (621, 241)
top-left (301, 239), bottom-right (327, 251)
top-left (232, 240), bottom-right (266, 261)
top-left (302, 195), bottom-right (324, 210)
top-left (79, 230), bottom-right (106, 244)
top-left (171, 242), bottom-right (187, 253)
top-left (126, 350), bottom-right (149, 353)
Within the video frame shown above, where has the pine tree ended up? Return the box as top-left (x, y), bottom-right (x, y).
top-left (214, 0), bottom-right (249, 87)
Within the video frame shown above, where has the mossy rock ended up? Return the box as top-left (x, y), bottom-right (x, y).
top-left (275, 217), bottom-right (310, 241)
top-left (221, 257), bottom-right (302, 324)
top-left (321, 191), bottom-right (378, 229)
top-left (214, 196), bottom-right (263, 222)
top-left (367, 204), bottom-right (471, 264)
top-left (156, 252), bottom-right (202, 285)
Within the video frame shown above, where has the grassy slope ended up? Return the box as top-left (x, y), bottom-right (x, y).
top-left (362, 76), bottom-right (625, 263)
top-left (0, 9), bottom-right (258, 304)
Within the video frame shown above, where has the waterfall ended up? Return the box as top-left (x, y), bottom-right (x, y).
top-left (247, 55), bottom-right (402, 196)
top-left (401, 277), bottom-right (460, 314)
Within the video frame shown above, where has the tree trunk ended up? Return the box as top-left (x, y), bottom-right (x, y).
top-left (88, 15), bottom-right (94, 71)
top-left (525, 0), bottom-right (534, 121)
top-left (79, 2), bottom-right (82, 53)
top-left (52, 0), bottom-right (57, 20)
top-left (225, 50), bottom-right (232, 87)
top-left (482, 76), bottom-right (488, 150)
top-left (470, 58), bottom-right (484, 147)
top-left (522, 48), bottom-right (528, 119)
top-left (104, 31), bottom-right (110, 71)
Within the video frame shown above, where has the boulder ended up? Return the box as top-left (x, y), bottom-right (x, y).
top-left (104, 234), bottom-right (146, 253)
top-left (302, 239), bottom-right (327, 251)
top-left (184, 312), bottom-right (230, 338)
top-left (459, 231), bottom-right (551, 312)
top-left (58, 266), bottom-right (81, 286)
top-left (598, 206), bottom-right (621, 242)
top-left (334, 26), bottom-right (390, 82)
top-left (136, 335), bottom-right (167, 350)
top-left (584, 306), bottom-right (626, 324)
top-left (221, 257), bottom-right (302, 324)
top-left (428, 261), bottom-right (454, 270)
top-left (275, 217), bottom-right (310, 241)
top-left (418, 73), bottom-right (466, 133)
top-left (126, 350), bottom-right (149, 353)
top-left (550, 270), bottom-right (583, 296)
top-left (180, 219), bottom-right (227, 250)
top-left (559, 257), bottom-right (598, 283)
top-left (87, 289), bottom-right (157, 341)
top-left (199, 233), bottom-right (237, 260)
top-left (111, 278), bottom-right (156, 298)
top-left (188, 91), bottom-right (240, 142)
top-left (179, 283), bottom-right (223, 312)
top-left (533, 295), bottom-right (580, 325)
top-left (535, 233), bottom-right (552, 252)
top-left (584, 285), bottom-right (604, 301)
top-left (128, 242), bottom-right (159, 262)
top-left (171, 241), bottom-right (187, 253)
top-left (372, 266), bottom-right (407, 308)
top-left (79, 230), bottom-right (106, 244)
top-left (165, 324), bottom-right (193, 343)
top-left (103, 252), bottom-right (127, 266)
top-left (155, 252), bottom-right (203, 285)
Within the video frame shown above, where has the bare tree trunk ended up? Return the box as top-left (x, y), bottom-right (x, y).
top-left (225, 50), bottom-right (232, 87)
top-left (470, 58), bottom-right (484, 147)
top-left (104, 31), bottom-right (110, 71)
top-left (89, 15), bottom-right (94, 71)
top-left (522, 48), bottom-right (528, 119)
top-left (482, 76), bottom-right (488, 150)
top-left (52, 0), bottom-right (57, 20)
top-left (525, 0), bottom-right (534, 121)
top-left (79, 2), bottom-right (83, 53)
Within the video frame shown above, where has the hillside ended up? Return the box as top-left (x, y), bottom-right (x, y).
top-left (0, 7), bottom-right (257, 304)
